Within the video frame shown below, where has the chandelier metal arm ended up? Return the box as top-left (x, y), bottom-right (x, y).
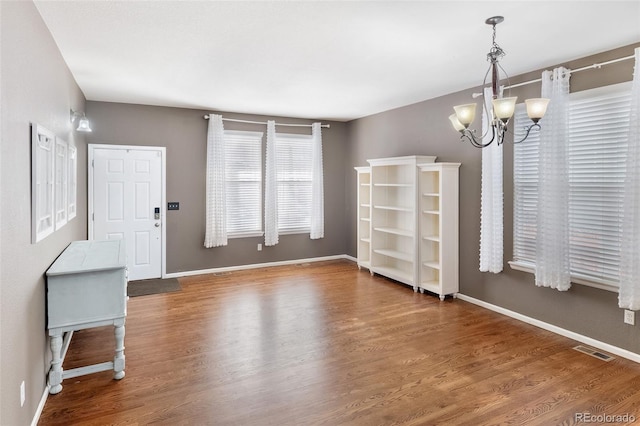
top-left (513, 123), bottom-right (541, 144)
top-left (459, 121), bottom-right (505, 148)
top-left (461, 121), bottom-right (542, 147)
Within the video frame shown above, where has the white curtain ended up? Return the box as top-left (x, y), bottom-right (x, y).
top-left (204, 114), bottom-right (227, 248)
top-left (264, 120), bottom-right (279, 246)
top-left (535, 67), bottom-right (571, 291)
top-left (310, 122), bottom-right (324, 239)
top-left (479, 86), bottom-right (503, 273)
top-left (619, 47), bottom-right (640, 309)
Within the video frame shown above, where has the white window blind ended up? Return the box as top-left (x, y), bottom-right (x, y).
top-left (513, 106), bottom-right (540, 267)
top-left (275, 133), bottom-right (313, 233)
top-left (513, 82), bottom-right (632, 287)
top-left (224, 130), bottom-right (263, 236)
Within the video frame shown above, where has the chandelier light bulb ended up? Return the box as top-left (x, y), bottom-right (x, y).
top-left (449, 114), bottom-right (466, 132)
top-left (525, 98), bottom-right (550, 123)
top-left (492, 97), bottom-right (518, 121)
top-left (453, 103), bottom-right (477, 127)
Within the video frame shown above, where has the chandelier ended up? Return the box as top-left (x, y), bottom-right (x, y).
top-left (449, 16), bottom-right (550, 148)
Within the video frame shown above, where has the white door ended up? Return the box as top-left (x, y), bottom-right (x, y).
top-left (90, 146), bottom-right (164, 281)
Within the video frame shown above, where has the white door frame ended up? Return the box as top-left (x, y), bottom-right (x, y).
top-left (88, 144), bottom-right (167, 279)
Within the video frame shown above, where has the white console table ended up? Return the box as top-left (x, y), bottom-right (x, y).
top-left (46, 240), bottom-right (127, 394)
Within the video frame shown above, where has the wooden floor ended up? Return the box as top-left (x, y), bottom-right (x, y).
top-left (39, 260), bottom-right (640, 425)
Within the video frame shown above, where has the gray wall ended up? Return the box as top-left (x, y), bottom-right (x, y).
top-left (85, 102), bottom-right (348, 273)
top-left (346, 43), bottom-right (640, 354)
top-left (0, 2), bottom-right (88, 425)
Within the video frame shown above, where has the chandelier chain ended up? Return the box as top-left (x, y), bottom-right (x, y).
top-left (487, 23), bottom-right (505, 64)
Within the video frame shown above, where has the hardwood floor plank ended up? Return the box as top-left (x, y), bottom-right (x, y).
top-left (39, 260), bottom-right (640, 425)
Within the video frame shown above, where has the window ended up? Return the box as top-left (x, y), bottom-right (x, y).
top-left (275, 133), bottom-right (313, 233)
top-left (512, 82), bottom-right (632, 288)
top-left (224, 130), bottom-right (263, 237)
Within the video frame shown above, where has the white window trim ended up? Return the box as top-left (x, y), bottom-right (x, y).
top-left (510, 81), bottom-right (632, 292)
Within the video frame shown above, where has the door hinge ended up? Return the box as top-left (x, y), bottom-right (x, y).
top-left (92, 213), bottom-right (94, 221)
top-left (92, 159), bottom-right (94, 167)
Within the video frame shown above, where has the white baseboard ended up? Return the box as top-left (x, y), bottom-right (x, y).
top-left (456, 293), bottom-right (640, 364)
top-left (164, 254), bottom-right (355, 279)
top-left (343, 254), bottom-right (357, 262)
top-left (31, 384), bottom-right (50, 426)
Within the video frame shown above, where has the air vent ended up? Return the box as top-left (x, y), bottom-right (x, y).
top-left (573, 345), bottom-right (615, 362)
top-left (213, 271), bottom-right (231, 276)
top-left (295, 263), bottom-right (311, 267)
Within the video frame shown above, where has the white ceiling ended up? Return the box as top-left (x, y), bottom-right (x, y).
top-left (35, 1), bottom-right (640, 122)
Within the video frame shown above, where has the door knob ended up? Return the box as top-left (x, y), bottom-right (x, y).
top-left (155, 223), bottom-right (160, 227)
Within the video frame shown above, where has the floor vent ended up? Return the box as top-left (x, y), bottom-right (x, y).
top-left (573, 345), bottom-right (615, 362)
top-left (295, 263), bottom-right (311, 267)
top-left (213, 272), bottom-right (231, 276)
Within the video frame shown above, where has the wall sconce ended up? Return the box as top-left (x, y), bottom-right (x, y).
top-left (70, 109), bottom-right (92, 133)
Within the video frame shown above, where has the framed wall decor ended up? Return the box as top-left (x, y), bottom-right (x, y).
top-left (31, 124), bottom-right (56, 243)
top-left (31, 126), bottom-right (78, 243)
top-left (67, 144), bottom-right (77, 221)
top-left (54, 137), bottom-right (68, 230)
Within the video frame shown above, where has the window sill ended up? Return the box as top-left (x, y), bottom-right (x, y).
top-left (508, 260), bottom-right (619, 293)
top-left (226, 230), bottom-right (313, 239)
top-left (228, 231), bottom-right (264, 239)
top-left (278, 229), bottom-right (310, 236)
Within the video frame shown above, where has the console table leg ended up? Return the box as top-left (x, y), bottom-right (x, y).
top-left (113, 323), bottom-right (125, 380)
top-left (49, 335), bottom-right (63, 394)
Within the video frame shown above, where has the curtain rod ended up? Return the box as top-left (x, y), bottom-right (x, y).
top-left (204, 115), bottom-right (330, 129)
top-left (472, 53), bottom-right (635, 97)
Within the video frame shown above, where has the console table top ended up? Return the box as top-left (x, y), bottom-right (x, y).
top-left (47, 240), bottom-right (126, 276)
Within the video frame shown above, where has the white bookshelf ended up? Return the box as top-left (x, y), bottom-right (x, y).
top-left (418, 162), bottom-right (460, 300)
top-left (366, 156), bottom-right (436, 290)
top-left (355, 157), bottom-right (460, 300)
top-left (354, 166), bottom-right (371, 270)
